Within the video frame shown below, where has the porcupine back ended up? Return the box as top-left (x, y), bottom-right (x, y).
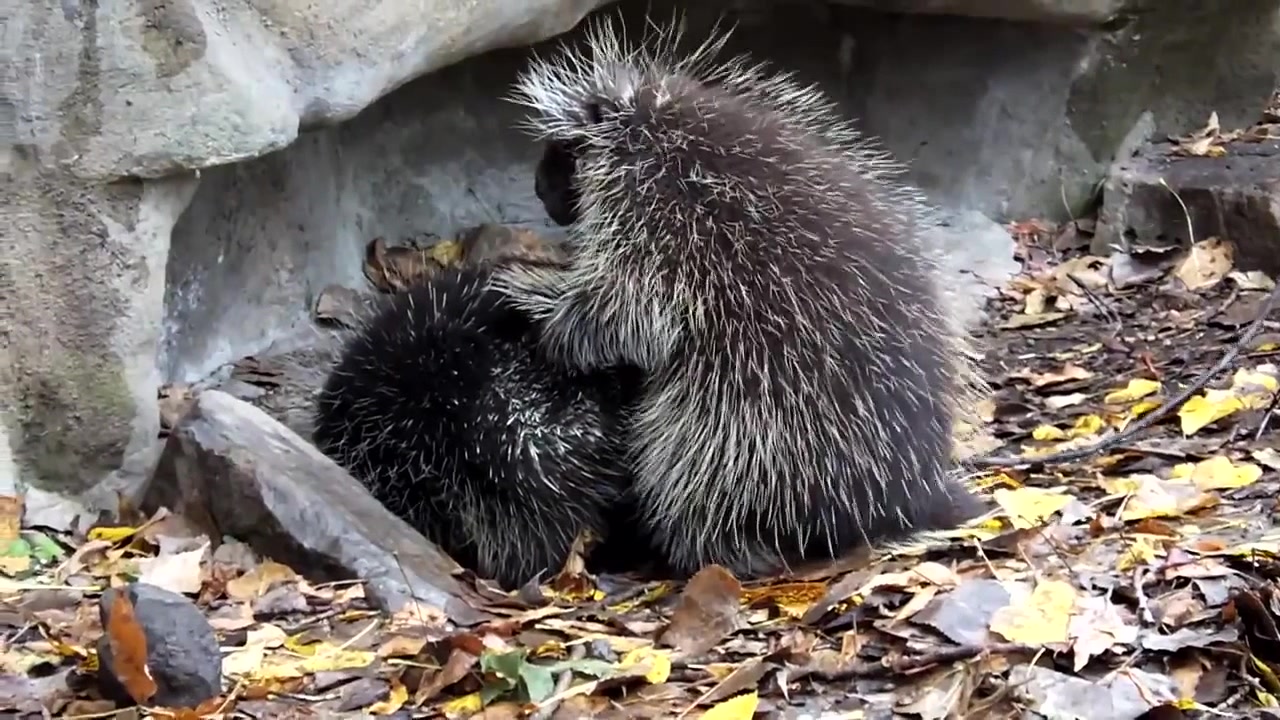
top-left (312, 263), bottom-right (646, 589)
top-left (498, 18), bottom-right (989, 578)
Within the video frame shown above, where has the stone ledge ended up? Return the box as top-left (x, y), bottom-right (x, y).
top-left (832, 0), bottom-right (1127, 25)
top-left (1097, 139), bottom-right (1280, 277)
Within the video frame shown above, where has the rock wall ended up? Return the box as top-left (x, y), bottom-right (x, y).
top-left (2, 0), bottom-right (613, 513)
top-left (2, 0), bottom-right (1277, 523)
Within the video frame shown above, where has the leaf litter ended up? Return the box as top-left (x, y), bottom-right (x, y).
top-left (6, 219), bottom-right (1280, 719)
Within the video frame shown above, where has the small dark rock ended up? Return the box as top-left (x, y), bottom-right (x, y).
top-left (95, 583), bottom-right (222, 709)
top-left (137, 389), bottom-right (490, 624)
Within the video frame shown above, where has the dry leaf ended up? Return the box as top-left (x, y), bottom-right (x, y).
top-left (699, 690), bottom-right (760, 720)
top-left (619, 646), bottom-right (672, 684)
top-left (658, 565), bottom-right (743, 655)
top-left (416, 648), bottom-right (479, 703)
top-left (1104, 379), bottom-right (1162, 404)
top-left (990, 580), bottom-right (1077, 646)
top-left (1174, 238), bottom-right (1233, 291)
top-left (366, 677), bottom-right (409, 714)
top-left (1067, 595), bottom-right (1139, 671)
top-left (1000, 311), bottom-right (1070, 329)
top-left (105, 592), bottom-right (158, 704)
top-left (225, 561), bottom-right (299, 601)
top-left (1170, 456), bottom-right (1264, 491)
top-left (136, 544), bottom-right (209, 596)
top-left (992, 487), bottom-right (1074, 530)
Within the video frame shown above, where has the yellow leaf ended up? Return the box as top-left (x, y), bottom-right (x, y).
top-left (1032, 425), bottom-right (1068, 441)
top-left (1104, 378), bottom-right (1162, 404)
top-left (620, 646), bottom-right (672, 684)
top-left (1128, 399), bottom-right (1161, 419)
top-left (741, 582), bottom-right (829, 619)
top-left (1116, 397), bottom-right (1167, 425)
top-left (367, 677), bottom-right (409, 714)
top-left (1069, 414), bottom-right (1104, 438)
top-left (1232, 368), bottom-right (1280, 394)
top-left (608, 583), bottom-right (673, 613)
top-left (700, 691), bottom-right (760, 720)
top-left (1000, 311), bottom-right (1069, 329)
top-left (596, 635), bottom-right (657, 655)
top-left (441, 692), bottom-right (484, 717)
top-left (1117, 536), bottom-right (1164, 571)
top-left (990, 579), bottom-right (1077, 645)
top-left (0, 555), bottom-right (31, 575)
top-left (1178, 392), bottom-right (1243, 435)
top-left (428, 240), bottom-right (463, 267)
top-left (299, 647), bottom-right (376, 673)
top-left (1099, 476), bottom-right (1143, 494)
top-left (1230, 540), bottom-right (1280, 558)
top-left (221, 643), bottom-right (267, 678)
top-left (1170, 456), bottom-right (1264, 491)
top-left (87, 526), bottom-right (138, 544)
top-left (1102, 474), bottom-right (1213, 522)
top-left (1023, 288), bottom-right (1048, 314)
top-left (992, 487), bottom-right (1074, 530)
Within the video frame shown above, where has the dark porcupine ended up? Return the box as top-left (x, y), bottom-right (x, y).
top-left (492, 18), bottom-right (990, 580)
top-left (312, 232), bottom-right (649, 590)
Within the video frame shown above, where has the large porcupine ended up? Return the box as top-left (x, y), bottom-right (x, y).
top-left (312, 228), bottom-right (647, 589)
top-left (492, 19), bottom-right (990, 579)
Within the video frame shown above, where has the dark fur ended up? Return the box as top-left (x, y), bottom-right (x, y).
top-left (535, 140), bottom-right (582, 227)
top-left (313, 264), bottom-right (648, 589)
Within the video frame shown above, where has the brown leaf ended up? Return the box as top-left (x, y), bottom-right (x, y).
top-left (692, 656), bottom-right (774, 706)
top-left (1173, 238), bottom-right (1233, 292)
top-left (0, 494), bottom-right (21, 543)
top-left (312, 285), bottom-right (368, 327)
top-left (415, 647), bottom-right (480, 704)
top-left (547, 529), bottom-right (599, 601)
top-left (363, 237), bottom-right (441, 293)
top-left (456, 224), bottom-right (568, 267)
top-left (657, 565), bottom-right (742, 655)
top-left (105, 591), bottom-right (158, 704)
top-left (225, 561), bottom-right (299, 601)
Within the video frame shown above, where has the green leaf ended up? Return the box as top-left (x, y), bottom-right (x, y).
top-left (520, 664), bottom-right (556, 704)
top-left (479, 683), bottom-right (512, 705)
top-left (24, 531), bottom-right (65, 563)
top-left (480, 649), bottom-right (528, 682)
top-left (0, 537), bottom-right (31, 557)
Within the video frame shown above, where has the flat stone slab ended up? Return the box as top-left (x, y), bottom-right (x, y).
top-left (1098, 139), bottom-right (1280, 276)
top-left (138, 390), bottom-right (491, 625)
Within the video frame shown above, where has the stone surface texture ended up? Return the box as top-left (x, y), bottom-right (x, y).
top-left (1097, 139), bottom-right (1280, 275)
top-left (1, 0), bottom-right (1276, 515)
top-left (832, 0), bottom-right (1127, 24)
top-left (138, 390), bottom-right (491, 624)
top-left (96, 582), bottom-right (223, 709)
